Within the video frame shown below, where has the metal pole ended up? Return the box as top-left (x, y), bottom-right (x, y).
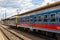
top-left (16, 9), bottom-right (19, 28)
top-left (5, 10), bottom-right (6, 19)
top-left (17, 9), bottom-right (20, 15)
top-left (5, 10), bottom-right (6, 25)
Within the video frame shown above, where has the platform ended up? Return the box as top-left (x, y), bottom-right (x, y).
top-left (0, 31), bottom-right (4, 40)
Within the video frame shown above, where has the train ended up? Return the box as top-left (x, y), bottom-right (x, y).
top-left (2, 1), bottom-right (60, 40)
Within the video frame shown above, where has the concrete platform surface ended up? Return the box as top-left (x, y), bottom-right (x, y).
top-left (0, 31), bottom-right (4, 40)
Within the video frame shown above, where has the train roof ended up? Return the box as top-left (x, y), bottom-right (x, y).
top-left (17, 1), bottom-right (60, 16)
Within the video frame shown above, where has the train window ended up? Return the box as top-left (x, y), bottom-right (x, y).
top-left (38, 16), bottom-right (42, 22)
top-left (58, 12), bottom-right (60, 22)
top-left (34, 16), bottom-right (37, 22)
top-left (24, 19), bottom-right (25, 22)
top-left (21, 18), bottom-right (22, 22)
top-left (22, 18), bottom-right (25, 22)
top-left (30, 18), bottom-right (32, 22)
top-left (27, 19), bottom-right (29, 22)
top-left (44, 15), bottom-right (48, 22)
top-left (22, 19), bottom-right (24, 22)
top-left (50, 14), bottom-right (55, 22)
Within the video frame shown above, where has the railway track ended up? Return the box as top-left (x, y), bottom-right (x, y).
top-left (0, 25), bottom-right (31, 40)
top-left (0, 24), bottom-right (57, 40)
top-left (13, 28), bottom-right (56, 40)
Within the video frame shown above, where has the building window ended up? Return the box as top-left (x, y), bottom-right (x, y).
top-left (58, 12), bottom-right (60, 22)
top-left (50, 14), bottom-right (55, 22)
top-left (38, 16), bottom-right (42, 22)
top-left (44, 15), bottom-right (48, 22)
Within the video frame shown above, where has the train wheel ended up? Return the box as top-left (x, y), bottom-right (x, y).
top-left (33, 29), bottom-right (36, 32)
top-left (24, 28), bottom-right (30, 32)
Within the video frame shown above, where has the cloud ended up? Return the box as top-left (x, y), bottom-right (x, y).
top-left (0, 0), bottom-right (20, 8)
top-left (0, 0), bottom-right (60, 20)
top-left (44, 0), bottom-right (60, 3)
top-left (52, 0), bottom-right (60, 2)
top-left (0, 0), bottom-right (59, 10)
top-left (0, 7), bottom-right (17, 18)
top-left (0, 0), bottom-right (34, 8)
top-left (31, 0), bottom-right (44, 5)
top-left (0, 0), bottom-right (35, 19)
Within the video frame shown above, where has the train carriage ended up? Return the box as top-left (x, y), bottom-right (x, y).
top-left (17, 2), bottom-right (60, 33)
top-left (2, 2), bottom-right (60, 40)
top-left (17, 2), bottom-right (60, 40)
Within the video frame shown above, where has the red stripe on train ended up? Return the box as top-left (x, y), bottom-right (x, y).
top-left (18, 24), bottom-right (60, 30)
top-left (32, 24), bottom-right (60, 30)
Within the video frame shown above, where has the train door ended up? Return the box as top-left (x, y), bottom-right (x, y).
top-left (37, 14), bottom-right (42, 24)
top-left (43, 13), bottom-right (48, 29)
top-left (49, 11), bottom-right (57, 30)
top-left (29, 15), bottom-right (34, 31)
top-left (57, 11), bottom-right (60, 30)
top-left (33, 15), bottom-right (37, 24)
top-left (33, 14), bottom-right (38, 29)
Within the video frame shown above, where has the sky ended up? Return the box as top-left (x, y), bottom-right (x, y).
top-left (0, 0), bottom-right (60, 20)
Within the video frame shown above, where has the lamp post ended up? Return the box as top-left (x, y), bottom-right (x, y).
top-left (15, 9), bottom-right (20, 28)
top-left (4, 10), bottom-right (6, 19)
top-left (4, 10), bottom-right (6, 25)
